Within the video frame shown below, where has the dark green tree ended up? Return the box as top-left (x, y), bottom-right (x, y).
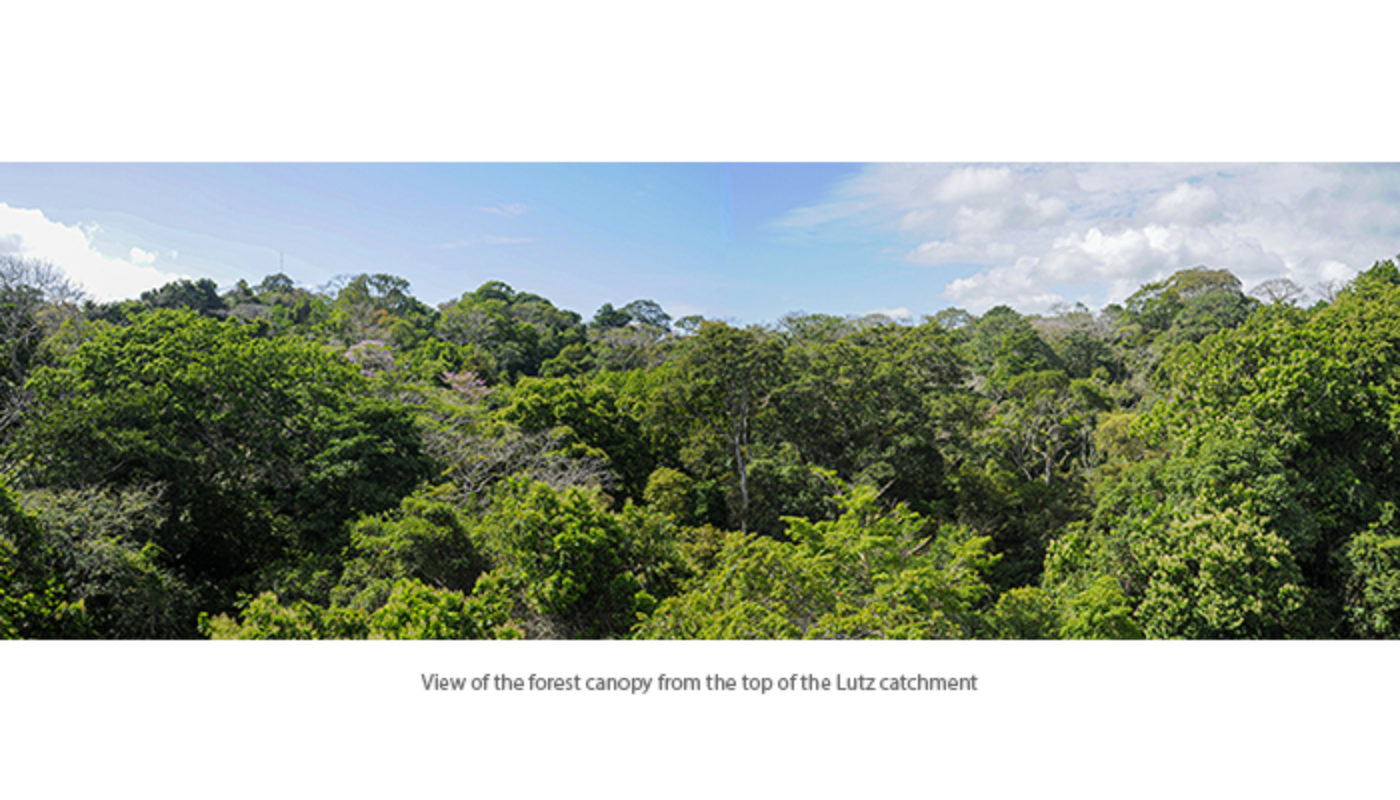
top-left (649, 322), bottom-right (785, 532)
top-left (9, 309), bottom-right (432, 607)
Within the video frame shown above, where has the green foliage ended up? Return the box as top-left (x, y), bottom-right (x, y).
top-left (649, 321), bottom-right (785, 532)
top-left (1141, 260), bottom-right (1400, 631)
top-left (471, 479), bottom-right (687, 637)
top-left (644, 467), bottom-right (695, 521)
top-left (501, 376), bottom-right (654, 501)
top-left (437, 281), bottom-right (585, 380)
top-left (540, 343), bottom-right (594, 377)
top-left (1, 477), bottom-right (88, 638)
top-left (367, 579), bottom-right (522, 640)
top-left (958, 368), bottom-right (1109, 592)
top-left (772, 321), bottom-right (969, 512)
top-left (969, 306), bottom-right (1062, 386)
top-left (140, 278), bottom-right (226, 316)
top-left (10, 309), bottom-right (431, 602)
top-left (1058, 576), bottom-right (1141, 639)
top-left (201, 594), bottom-right (371, 640)
top-left (987, 574), bottom-right (1144, 640)
top-left (324, 273), bottom-right (436, 348)
top-left (1341, 503), bottom-right (1400, 637)
top-left (1123, 267), bottom-right (1255, 340)
top-left (333, 485), bottom-right (486, 611)
top-left (1053, 327), bottom-right (1123, 381)
top-left (1132, 505), bottom-right (1310, 638)
top-left (983, 370), bottom-right (1109, 485)
top-left (743, 448), bottom-right (841, 537)
top-left (636, 487), bottom-right (997, 639)
top-left (988, 587), bottom-right (1061, 639)
top-left (21, 486), bottom-right (198, 638)
top-left (13, 258), bottom-right (1400, 640)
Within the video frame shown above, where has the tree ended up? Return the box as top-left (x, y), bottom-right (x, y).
top-left (636, 487), bottom-right (997, 639)
top-left (437, 282), bottom-right (585, 380)
top-left (590, 324), bottom-right (670, 372)
top-left (986, 578), bottom-right (1141, 639)
top-left (141, 278), bottom-right (226, 316)
top-left (967, 306), bottom-right (1061, 388)
top-left (9, 309), bottom-right (432, 605)
top-left (771, 321), bottom-right (970, 512)
top-left (325, 273), bottom-right (435, 348)
top-left (1250, 277), bottom-right (1305, 306)
top-left (650, 322), bottom-right (785, 532)
top-left (20, 485), bottom-right (198, 638)
top-left (0, 256), bottom-right (83, 434)
top-left (1341, 503), bottom-right (1400, 637)
top-left (620, 299), bottom-right (671, 330)
top-left (332, 485), bottom-right (487, 612)
top-left (984, 370), bottom-right (1109, 485)
top-left (501, 376), bottom-right (655, 501)
top-left (1122, 266), bottom-right (1258, 346)
top-left (1145, 259), bottom-right (1400, 628)
top-left (1132, 505), bottom-right (1310, 638)
top-left (467, 479), bottom-right (688, 638)
top-left (1, 476), bottom-right (87, 638)
top-left (590, 303), bottom-right (631, 329)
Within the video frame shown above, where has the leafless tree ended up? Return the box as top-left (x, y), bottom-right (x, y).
top-left (425, 420), bottom-right (615, 508)
top-left (1314, 278), bottom-right (1348, 304)
top-left (1250, 277), bottom-right (1305, 306)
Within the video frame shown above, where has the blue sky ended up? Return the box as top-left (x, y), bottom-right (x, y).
top-left (3, 163), bottom-right (1400, 323)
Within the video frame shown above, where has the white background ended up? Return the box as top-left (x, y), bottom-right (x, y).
top-left (5, 1), bottom-right (1400, 796)
top-left (5, 641), bottom-right (1396, 795)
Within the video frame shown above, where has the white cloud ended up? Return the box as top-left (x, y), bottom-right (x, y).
top-left (912, 239), bottom-right (983, 264)
top-left (1146, 181), bottom-right (1223, 225)
top-left (944, 257), bottom-right (1069, 314)
top-left (129, 246), bottom-right (157, 265)
top-left (1028, 194), bottom-right (1071, 225)
top-left (476, 203), bottom-right (528, 217)
top-left (935, 166), bottom-right (1014, 203)
top-left (953, 205), bottom-right (1006, 241)
top-left (912, 239), bottom-right (1017, 265)
top-left (776, 163), bottom-right (1400, 313)
top-left (1316, 259), bottom-right (1353, 283)
top-left (0, 203), bottom-right (188, 300)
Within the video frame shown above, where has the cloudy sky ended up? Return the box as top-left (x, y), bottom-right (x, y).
top-left (2, 163), bottom-right (1397, 322)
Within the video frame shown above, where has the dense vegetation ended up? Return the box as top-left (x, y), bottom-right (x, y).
top-left (4, 254), bottom-right (1400, 639)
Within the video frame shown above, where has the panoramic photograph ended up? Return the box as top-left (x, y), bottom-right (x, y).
top-left (3, 162), bottom-right (1399, 640)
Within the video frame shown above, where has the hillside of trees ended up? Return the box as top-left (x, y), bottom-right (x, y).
top-left (4, 255), bottom-right (1400, 639)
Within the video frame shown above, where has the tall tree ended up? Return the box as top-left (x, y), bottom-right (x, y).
top-left (651, 322), bottom-right (784, 532)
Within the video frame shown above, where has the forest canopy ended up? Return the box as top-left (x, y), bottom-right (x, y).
top-left (4, 253), bottom-right (1400, 639)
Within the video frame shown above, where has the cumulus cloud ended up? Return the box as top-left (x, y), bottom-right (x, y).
top-left (945, 257), bottom-right (1069, 312)
top-left (0, 203), bottom-right (188, 300)
top-left (776, 164), bottom-right (1400, 313)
